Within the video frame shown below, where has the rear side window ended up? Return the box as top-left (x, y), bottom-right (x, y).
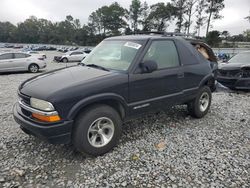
top-left (143, 40), bottom-right (179, 69)
top-left (14, 53), bottom-right (29, 58)
top-left (71, 52), bottom-right (83, 55)
top-left (0, 53), bottom-right (13, 60)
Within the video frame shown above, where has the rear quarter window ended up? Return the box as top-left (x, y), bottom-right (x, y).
top-left (14, 53), bottom-right (28, 59)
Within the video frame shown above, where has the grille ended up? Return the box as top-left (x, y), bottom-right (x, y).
top-left (18, 92), bottom-right (32, 117)
top-left (18, 92), bottom-right (30, 105)
top-left (218, 69), bottom-right (241, 77)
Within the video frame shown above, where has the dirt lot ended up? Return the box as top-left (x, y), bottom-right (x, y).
top-left (0, 50), bottom-right (250, 187)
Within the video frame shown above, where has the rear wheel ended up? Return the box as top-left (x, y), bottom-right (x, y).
top-left (72, 104), bottom-right (122, 156)
top-left (187, 86), bottom-right (212, 118)
top-left (28, 64), bottom-right (39, 73)
top-left (62, 58), bottom-right (68, 63)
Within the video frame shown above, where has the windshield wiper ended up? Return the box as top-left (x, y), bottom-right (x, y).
top-left (86, 64), bottom-right (110, 71)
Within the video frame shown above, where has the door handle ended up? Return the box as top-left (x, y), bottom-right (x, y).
top-left (177, 73), bottom-right (184, 78)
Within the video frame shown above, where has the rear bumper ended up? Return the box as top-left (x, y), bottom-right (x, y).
top-left (217, 76), bottom-right (250, 89)
top-left (39, 63), bottom-right (47, 69)
top-left (13, 103), bottom-right (73, 144)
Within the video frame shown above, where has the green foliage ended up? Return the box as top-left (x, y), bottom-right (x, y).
top-left (0, 0), bottom-right (246, 46)
top-left (205, 0), bottom-right (225, 36)
top-left (0, 21), bottom-right (17, 42)
top-left (88, 2), bottom-right (127, 36)
top-left (205, 30), bottom-right (221, 47)
top-left (171, 0), bottom-right (187, 32)
top-left (147, 2), bottom-right (175, 31)
top-left (129, 0), bottom-right (143, 32)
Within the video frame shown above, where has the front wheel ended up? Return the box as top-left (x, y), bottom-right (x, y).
top-left (28, 64), bottom-right (39, 73)
top-left (62, 58), bottom-right (68, 63)
top-left (187, 86), bottom-right (212, 118)
top-left (72, 104), bottom-right (122, 156)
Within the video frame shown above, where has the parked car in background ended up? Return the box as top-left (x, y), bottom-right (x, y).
top-left (26, 51), bottom-right (47, 59)
top-left (0, 52), bottom-right (46, 73)
top-left (33, 46), bottom-right (57, 51)
top-left (217, 51), bottom-right (250, 90)
top-left (54, 51), bottom-right (87, 63)
top-left (14, 33), bottom-right (217, 156)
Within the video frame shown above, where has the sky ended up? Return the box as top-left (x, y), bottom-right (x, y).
top-left (0, 0), bottom-right (249, 36)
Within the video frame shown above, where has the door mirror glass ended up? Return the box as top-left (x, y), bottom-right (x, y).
top-left (140, 60), bottom-right (158, 73)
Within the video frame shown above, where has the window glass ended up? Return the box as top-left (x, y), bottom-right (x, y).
top-left (143, 40), bottom-right (179, 69)
top-left (229, 52), bottom-right (250, 64)
top-left (14, 53), bottom-right (27, 59)
top-left (0, 53), bottom-right (13, 60)
top-left (83, 40), bottom-right (142, 71)
top-left (71, 52), bottom-right (82, 55)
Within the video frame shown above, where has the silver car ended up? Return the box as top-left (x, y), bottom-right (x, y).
top-left (61, 51), bottom-right (87, 63)
top-left (0, 52), bottom-right (46, 73)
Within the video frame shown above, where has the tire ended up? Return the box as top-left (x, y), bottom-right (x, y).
top-left (62, 58), bottom-right (68, 63)
top-left (28, 64), bottom-right (39, 73)
top-left (72, 104), bottom-right (122, 156)
top-left (187, 86), bottom-right (212, 118)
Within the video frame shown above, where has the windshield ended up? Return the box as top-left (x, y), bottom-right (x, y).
top-left (82, 40), bottom-right (143, 71)
top-left (229, 52), bottom-right (250, 64)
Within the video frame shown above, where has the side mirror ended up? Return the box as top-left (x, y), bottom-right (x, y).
top-left (139, 60), bottom-right (158, 73)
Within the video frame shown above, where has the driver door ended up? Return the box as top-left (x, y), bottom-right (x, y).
top-left (128, 39), bottom-right (184, 115)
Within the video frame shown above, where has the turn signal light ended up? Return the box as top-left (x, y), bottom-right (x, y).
top-left (32, 113), bottom-right (61, 122)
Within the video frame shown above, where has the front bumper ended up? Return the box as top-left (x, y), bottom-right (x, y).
top-left (217, 76), bottom-right (250, 89)
top-left (13, 103), bottom-right (73, 144)
top-left (53, 56), bottom-right (62, 62)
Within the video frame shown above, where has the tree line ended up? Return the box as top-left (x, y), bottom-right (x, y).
top-left (0, 0), bottom-right (249, 47)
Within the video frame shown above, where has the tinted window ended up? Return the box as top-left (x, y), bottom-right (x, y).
top-left (14, 53), bottom-right (28, 59)
top-left (143, 40), bottom-right (179, 69)
top-left (0, 53), bottom-right (13, 60)
top-left (71, 52), bottom-right (83, 55)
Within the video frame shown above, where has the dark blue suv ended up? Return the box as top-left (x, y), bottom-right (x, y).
top-left (13, 33), bottom-right (217, 156)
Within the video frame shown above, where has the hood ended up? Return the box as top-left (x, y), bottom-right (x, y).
top-left (218, 63), bottom-right (249, 70)
top-left (20, 66), bottom-right (112, 100)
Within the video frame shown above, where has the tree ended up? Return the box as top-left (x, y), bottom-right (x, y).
top-left (185, 0), bottom-right (198, 34)
top-left (205, 0), bottom-right (225, 36)
top-left (129, 0), bottom-right (142, 32)
top-left (140, 1), bottom-right (150, 31)
top-left (221, 30), bottom-right (230, 40)
top-left (88, 2), bottom-right (127, 35)
top-left (243, 29), bottom-right (250, 41)
top-left (0, 22), bottom-right (17, 42)
top-left (245, 12), bottom-right (250, 23)
top-left (147, 2), bottom-right (175, 31)
top-left (194, 0), bottom-right (207, 36)
top-left (171, 0), bottom-right (187, 33)
top-left (206, 30), bottom-right (221, 47)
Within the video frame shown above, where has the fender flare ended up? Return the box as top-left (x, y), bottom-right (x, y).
top-left (198, 73), bottom-right (215, 88)
top-left (67, 93), bottom-right (128, 120)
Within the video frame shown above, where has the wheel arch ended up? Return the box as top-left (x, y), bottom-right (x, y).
top-left (199, 74), bottom-right (216, 92)
top-left (67, 93), bottom-right (128, 121)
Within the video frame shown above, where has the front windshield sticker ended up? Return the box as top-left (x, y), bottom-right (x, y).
top-left (124, 42), bottom-right (142, 50)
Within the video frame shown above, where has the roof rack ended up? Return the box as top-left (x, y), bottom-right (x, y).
top-left (136, 31), bottom-right (196, 38)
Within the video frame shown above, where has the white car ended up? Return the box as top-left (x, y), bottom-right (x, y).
top-left (0, 52), bottom-right (46, 73)
top-left (26, 51), bottom-right (47, 59)
top-left (59, 51), bottom-right (87, 63)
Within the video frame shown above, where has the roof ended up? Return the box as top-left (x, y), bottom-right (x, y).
top-left (105, 32), bottom-right (202, 42)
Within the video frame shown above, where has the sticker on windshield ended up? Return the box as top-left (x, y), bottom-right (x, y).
top-left (124, 42), bottom-right (141, 50)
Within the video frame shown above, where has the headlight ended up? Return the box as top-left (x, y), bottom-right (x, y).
top-left (30, 98), bottom-right (55, 111)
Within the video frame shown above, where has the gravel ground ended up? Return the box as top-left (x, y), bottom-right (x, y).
top-left (0, 51), bottom-right (250, 188)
